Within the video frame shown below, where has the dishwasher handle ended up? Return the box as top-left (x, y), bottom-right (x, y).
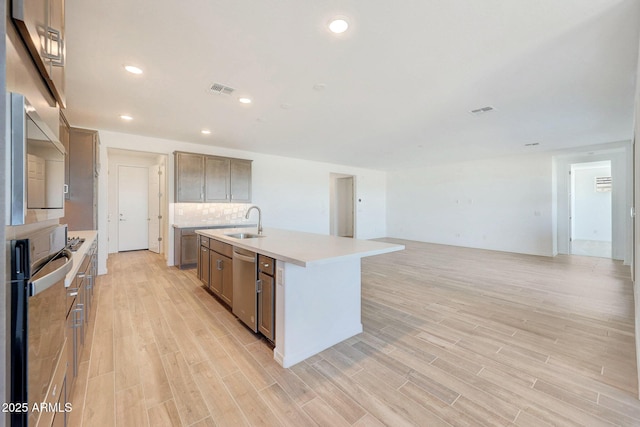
top-left (233, 251), bottom-right (256, 263)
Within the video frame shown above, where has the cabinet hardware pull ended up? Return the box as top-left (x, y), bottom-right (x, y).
top-left (43, 26), bottom-right (64, 66)
top-left (217, 259), bottom-right (223, 270)
top-left (256, 279), bottom-right (262, 293)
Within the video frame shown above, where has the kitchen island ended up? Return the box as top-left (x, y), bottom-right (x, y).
top-left (196, 227), bottom-right (404, 368)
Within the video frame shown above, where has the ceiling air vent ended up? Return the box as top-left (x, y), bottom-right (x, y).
top-left (209, 83), bottom-right (235, 95)
top-left (470, 106), bottom-right (494, 115)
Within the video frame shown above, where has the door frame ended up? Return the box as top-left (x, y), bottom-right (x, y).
top-left (569, 160), bottom-right (613, 257)
top-left (329, 173), bottom-right (356, 238)
top-left (554, 145), bottom-right (631, 263)
top-left (107, 148), bottom-right (168, 256)
top-left (117, 165), bottom-right (150, 252)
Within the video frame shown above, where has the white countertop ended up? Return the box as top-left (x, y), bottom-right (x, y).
top-left (196, 227), bottom-right (404, 267)
top-left (65, 230), bottom-right (98, 287)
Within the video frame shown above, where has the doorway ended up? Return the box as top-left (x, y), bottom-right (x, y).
top-left (569, 161), bottom-right (612, 258)
top-left (147, 164), bottom-right (163, 253)
top-left (108, 148), bottom-right (168, 256)
top-left (118, 165), bottom-right (149, 251)
top-left (330, 174), bottom-right (355, 238)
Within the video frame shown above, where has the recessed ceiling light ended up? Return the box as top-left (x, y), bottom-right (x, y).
top-left (120, 115), bottom-right (133, 121)
top-left (201, 129), bottom-right (211, 135)
top-left (238, 97), bottom-right (252, 104)
top-left (329, 18), bottom-right (349, 34)
top-left (124, 65), bottom-right (143, 75)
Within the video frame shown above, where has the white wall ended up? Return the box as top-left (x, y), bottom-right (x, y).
top-left (387, 142), bottom-right (632, 260)
top-left (387, 154), bottom-right (554, 255)
top-left (96, 131), bottom-right (387, 270)
top-left (387, 153), bottom-right (555, 256)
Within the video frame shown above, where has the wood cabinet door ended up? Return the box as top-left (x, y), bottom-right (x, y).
top-left (175, 152), bottom-right (204, 202)
top-left (220, 255), bottom-right (233, 305)
top-left (64, 128), bottom-right (97, 230)
top-left (59, 113), bottom-right (70, 199)
top-left (47, 0), bottom-right (65, 107)
top-left (199, 245), bottom-right (210, 287)
top-left (258, 272), bottom-right (275, 341)
top-left (181, 234), bottom-right (198, 266)
top-left (205, 156), bottom-right (230, 202)
top-left (12, 0), bottom-right (66, 107)
top-left (209, 252), bottom-right (223, 295)
top-left (230, 160), bottom-right (252, 202)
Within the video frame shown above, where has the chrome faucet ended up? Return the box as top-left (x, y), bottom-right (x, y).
top-left (245, 205), bottom-right (263, 234)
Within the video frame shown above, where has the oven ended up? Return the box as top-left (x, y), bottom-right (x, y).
top-left (7, 92), bottom-right (66, 226)
top-left (10, 224), bottom-right (72, 426)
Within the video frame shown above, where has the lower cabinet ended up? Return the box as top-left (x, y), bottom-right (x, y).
top-left (199, 235), bottom-right (233, 305)
top-left (210, 252), bottom-right (233, 305)
top-left (258, 255), bottom-right (276, 342)
top-left (197, 235), bottom-right (276, 342)
top-left (206, 239), bottom-right (233, 306)
top-left (198, 236), bottom-right (210, 287)
top-left (65, 237), bottom-right (98, 398)
top-left (176, 229), bottom-right (198, 269)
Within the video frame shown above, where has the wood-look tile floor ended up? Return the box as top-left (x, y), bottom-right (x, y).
top-left (67, 239), bottom-right (640, 426)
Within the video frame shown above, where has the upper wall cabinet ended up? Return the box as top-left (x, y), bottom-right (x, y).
top-left (229, 159), bottom-right (252, 202)
top-left (175, 152), bottom-right (252, 203)
top-left (176, 152), bottom-right (205, 202)
top-left (12, 0), bottom-right (67, 107)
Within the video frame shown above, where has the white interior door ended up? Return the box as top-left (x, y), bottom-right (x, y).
top-left (118, 165), bottom-right (149, 251)
top-left (148, 164), bottom-right (161, 253)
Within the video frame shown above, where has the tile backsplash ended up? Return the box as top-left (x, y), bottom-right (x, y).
top-left (174, 203), bottom-right (253, 226)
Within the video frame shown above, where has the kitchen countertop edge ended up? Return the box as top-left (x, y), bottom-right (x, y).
top-left (64, 230), bottom-right (98, 287)
top-left (196, 227), bottom-right (404, 268)
top-left (172, 223), bottom-right (255, 229)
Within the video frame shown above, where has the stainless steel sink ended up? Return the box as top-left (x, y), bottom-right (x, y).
top-left (225, 232), bottom-right (265, 239)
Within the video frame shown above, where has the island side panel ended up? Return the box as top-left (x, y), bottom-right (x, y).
top-left (274, 258), bottom-right (363, 368)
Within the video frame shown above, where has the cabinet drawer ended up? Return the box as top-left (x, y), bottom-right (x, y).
top-left (199, 236), bottom-right (210, 248)
top-left (258, 255), bottom-right (275, 276)
top-left (209, 239), bottom-right (233, 257)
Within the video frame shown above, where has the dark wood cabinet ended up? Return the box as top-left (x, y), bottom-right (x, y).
top-left (59, 111), bottom-right (70, 199)
top-left (230, 159), bottom-right (252, 202)
top-left (174, 151), bottom-right (251, 203)
top-left (175, 228), bottom-right (198, 269)
top-left (175, 152), bottom-right (205, 202)
top-left (12, 0), bottom-right (67, 107)
top-left (208, 240), bottom-right (233, 305)
top-left (258, 255), bottom-right (275, 342)
top-left (205, 156), bottom-right (230, 202)
top-left (62, 127), bottom-right (99, 231)
top-left (199, 245), bottom-right (210, 287)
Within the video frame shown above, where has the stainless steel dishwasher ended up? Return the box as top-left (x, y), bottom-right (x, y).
top-left (232, 247), bottom-right (258, 332)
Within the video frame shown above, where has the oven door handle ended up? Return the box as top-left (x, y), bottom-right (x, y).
top-left (29, 250), bottom-right (73, 297)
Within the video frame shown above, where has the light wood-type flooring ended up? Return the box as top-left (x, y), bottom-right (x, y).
top-left (67, 239), bottom-right (640, 426)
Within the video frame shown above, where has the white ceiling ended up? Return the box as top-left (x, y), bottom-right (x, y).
top-left (65, 1), bottom-right (640, 171)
